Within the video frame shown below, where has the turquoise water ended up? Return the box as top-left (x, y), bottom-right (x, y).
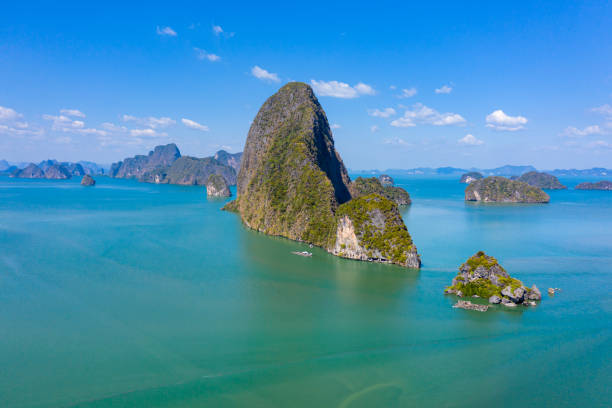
top-left (0, 175), bottom-right (610, 407)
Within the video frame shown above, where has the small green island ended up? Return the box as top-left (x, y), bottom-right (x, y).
top-left (445, 251), bottom-right (542, 311)
top-left (349, 176), bottom-right (411, 206)
top-left (465, 176), bottom-right (550, 203)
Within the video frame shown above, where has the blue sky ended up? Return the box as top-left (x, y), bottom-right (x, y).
top-left (1, 1), bottom-right (611, 169)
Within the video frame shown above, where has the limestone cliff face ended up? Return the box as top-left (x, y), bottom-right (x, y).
top-left (332, 194), bottom-right (420, 268)
top-left (206, 174), bottom-right (231, 197)
top-left (214, 150), bottom-right (243, 173)
top-left (140, 156), bottom-right (237, 186)
top-left (44, 164), bottom-right (72, 179)
top-left (227, 82), bottom-right (420, 267)
top-left (232, 82), bottom-right (351, 247)
top-left (11, 163), bottom-right (44, 178)
top-left (81, 174), bottom-right (96, 186)
top-left (109, 144), bottom-right (181, 179)
top-left (465, 176), bottom-right (550, 203)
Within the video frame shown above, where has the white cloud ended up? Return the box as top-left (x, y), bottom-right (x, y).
top-left (310, 80), bottom-right (376, 98)
top-left (458, 134), bottom-right (483, 145)
top-left (252, 66), bottom-right (280, 83)
top-left (592, 104), bottom-right (612, 117)
top-left (391, 103), bottom-right (466, 127)
top-left (398, 88), bottom-right (417, 98)
top-left (181, 118), bottom-right (209, 131)
top-left (563, 125), bottom-right (602, 137)
top-left (485, 109), bottom-right (527, 131)
top-left (383, 137), bottom-right (412, 147)
top-left (43, 114), bottom-right (85, 130)
top-left (194, 48), bottom-right (220, 62)
top-left (54, 136), bottom-right (72, 144)
top-left (130, 128), bottom-right (167, 137)
top-left (587, 140), bottom-right (612, 149)
top-left (122, 115), bottom-right (175, 128)
top-left (212, 25), bottom-right (223, 35)
top-left (368, 108), bottom-right (396, 118)
top-left (60, 108), bottom-right (85, 118)
top-left (435, 85), bottom-right (452, 94)
top-left (156, 26), bottom-right (177, 37)
top-left (389, 85), bottom-right (397, 90)
top-left (330, 123), bottom-right (341, 129)
top-left (370, 125), bottom-right (379, 133)
top-left (0, 106), bottom-right (23, 121)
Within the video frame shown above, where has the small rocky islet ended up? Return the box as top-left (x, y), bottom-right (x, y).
top-left (460, 171), bottom-right (483, 184)
top-left (223, 82), bottom-right (420, 268)
top-left (206, 174), bottom-right (231, 197)
top-left (465, 176), bottom-right (550, 203)
top-left (81, 174), bottom-right (96, 186)
top-left (445, 251), bottom-right (542, 311)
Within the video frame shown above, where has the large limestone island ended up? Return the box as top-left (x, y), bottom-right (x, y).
top-left (460, 171), bottom-right (483, 184)
top-left (110, 144), bottom-right (238, 186)
top-left (445, 251), bottom-right (542, 309)
top-left (575, 180), bottom-right (612, 190)
top-left (465, 176), bottom-right (550, 203)
top-left (10, 162), bottom-right (82, 179)
top-left (517, 171), bottom-right (567, 190)
top-left (224, 82), bottom-right (420, 268)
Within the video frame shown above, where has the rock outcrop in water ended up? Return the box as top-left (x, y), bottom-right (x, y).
top-left (225, 82), bottom-right (420, 268)
top-left (206, 174), bottom-right (231, 197)
top-left (445, 251), bottom-right (541, 307)
top-left (332, 194), bottom-right (420, 267)
top-left (349, 177), bottom-right (411, 206)
top-left (81, 174), bottom-right (96, 186)
top-left (460, 172), bottom-right (483, 184)
top-left (109, 144), bottom-right (181, 179)
top-left (10, 163), bottom-right (45, 178)
top-left (575, 180), bottom-right (612, 190)
top-left (517, 171), bottom-right (567, 190)
top-left (378, 174), bottom-right (394, 186)
top-left (465, 176), bottom-right (550, 203)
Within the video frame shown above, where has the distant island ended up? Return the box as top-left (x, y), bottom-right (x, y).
top-left (516, 171), bottom-right (567, 190)
top-left (465, 176), bottom-right (550, 203)
top-left (445, 251), bottom-right (541, 309)
top-left (6, 160), bottom-right (105, 179)
top-left (224, 82), bottom-right (420, 268)
top-left (575, 181), bottom-right (612, 190)
top-left (352, 166), bottom-right (612, 178)
top-left (460, 171), bottom-right (483, 184)
top-left (109, 144), bottom-right (241, 187)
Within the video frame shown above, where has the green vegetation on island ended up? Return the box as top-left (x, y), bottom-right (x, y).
top-left (333, 194), bottom-right (420, 267)
top-left (575, 180), bottom-right (612, 190)
top-left (465, 176), bottom-right (550, 203)
top-left (349, 176), bottom-right (411, 205)
top-left (225, 82), bottom-right (420, 267)
top-left (378, 174), bottom-right (394, 186)
top-left (517, 171), bottom-right (567, 190)
top-left (445, 251), bottom-right (541, 307)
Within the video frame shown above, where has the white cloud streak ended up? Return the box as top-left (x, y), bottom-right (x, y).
top-left (398, 88), bottom-right (417, 98)
top-left (60, 109), bottom-right (86, 118)
top-left (563, 125), bottom-right (602, 137)
top-left (310, 80), bottom-right (376, 98)
top-left (194, 48), bottom-right (220, 62)
top-left (458, 134), bottom-right (483, 145)
top-left (391, 103), bottom-right (466, 127)
top-left (181, 118), bottom-right (209, 131)
top-left (435, 85), bottom-right (453, 94)
top-left (251, 66), bottom-right (280, 83)
top-left (122, 115), bottom-right (175, 128)
top-left (368, 108), bottom-right (396, 118)
top-left (156, 26), bottom-right (177, 37)
top-left (485, 109), bottom-right (527, 131)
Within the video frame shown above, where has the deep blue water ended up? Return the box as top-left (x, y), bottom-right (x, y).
top-left (0, 175), bottom-right (610, 407)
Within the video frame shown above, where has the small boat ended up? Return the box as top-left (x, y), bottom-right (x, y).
top-left (292, 251), bottom-right (312, 257)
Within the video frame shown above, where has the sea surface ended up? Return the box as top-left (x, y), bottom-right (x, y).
top-left (0, 175), bottom-right (610, 407)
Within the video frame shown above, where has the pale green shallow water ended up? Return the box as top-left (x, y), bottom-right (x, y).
top-left (0, 175), bottom-right (610, 407)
